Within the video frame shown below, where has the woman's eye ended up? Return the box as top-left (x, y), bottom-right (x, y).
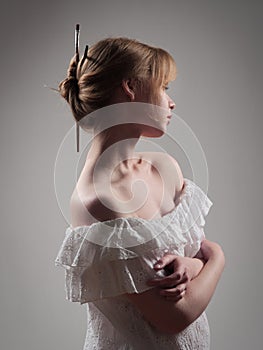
top-left (164, 86), bottom-right (169, 91)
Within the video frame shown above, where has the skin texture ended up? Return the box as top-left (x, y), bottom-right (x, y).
top-left (70, 79), bottom-right (225, 334)
top-left (148, 254), bottom-right (206, 302)
top-left (126, 241), bottom-right (225, 334)
top-left (70, 79), bottom-right (179, 227)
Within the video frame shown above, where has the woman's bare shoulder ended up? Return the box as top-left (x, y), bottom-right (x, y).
top-left (70, 185), bottom-right (127, 227)
top-left (139, 151), bottom-right (184, 192)
top-left (70, 152), bottom-right (184, 227)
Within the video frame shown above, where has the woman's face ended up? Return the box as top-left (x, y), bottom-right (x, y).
top-left (157, 83), bottom-right (176, 115)
top-left (137, 82), bottom-right (176, 137)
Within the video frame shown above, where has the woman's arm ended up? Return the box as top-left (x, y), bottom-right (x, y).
top-left (125, 240), bottom-right (225, 334)
top-left (147, 254), bottom-right (205, 302)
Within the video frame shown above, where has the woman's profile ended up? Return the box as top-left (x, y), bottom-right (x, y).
top-left (55, 24), bottom-right (225, 349)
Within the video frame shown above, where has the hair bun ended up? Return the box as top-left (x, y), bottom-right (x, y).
top-left (59, 76), bottom-right (79, 103)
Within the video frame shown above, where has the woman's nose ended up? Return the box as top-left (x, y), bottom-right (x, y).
top-left (169, 99), bottom-right (176, 110)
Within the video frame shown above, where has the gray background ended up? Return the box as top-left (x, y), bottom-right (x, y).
top-left (1, 0), bottom-right (262, 349)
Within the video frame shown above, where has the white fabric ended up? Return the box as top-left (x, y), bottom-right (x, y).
top-left (55, 178), bottom-right (213, 349)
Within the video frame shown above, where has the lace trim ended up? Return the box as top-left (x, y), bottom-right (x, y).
top-left (55, 178), bottom-right (213, 303)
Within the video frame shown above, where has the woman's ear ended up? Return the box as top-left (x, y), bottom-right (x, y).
top-left (122, 79), bottom-right (136, 101)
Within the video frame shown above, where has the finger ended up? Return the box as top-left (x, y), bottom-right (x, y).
top-left (148, 274), bottom-right (181, 287)
top-left (173, 265), bottom-right (185, 282)
top-left (166, 290), bottom-right (186, 302)
top-left (148, 271), bottom-right (189, 287)
top-left (172, 273), bottom-right (189, 288)
top-left (181, 272), bottom-right (190, 284)
top-left (153, 254), bottom-right (179, 270)
top-left (164, 294), bottom-right (183, 303)
top-left (159, 284), bottom-right (187, 297)
top-left (171, 270), bottom-right (190, 285)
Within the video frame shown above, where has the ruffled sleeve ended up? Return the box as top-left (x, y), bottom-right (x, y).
top-left (178, 178), bottom-right (214, 257)
top-left (55, 178), bottom-right (213, 304)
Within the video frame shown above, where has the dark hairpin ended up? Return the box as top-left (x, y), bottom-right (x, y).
top-left (73, 25), bottom-right (89, 152)
top-left (84, 44), bottom-right (89, 59)
top-left (80, 44), bottom-right (89, 69)
top-left (75, 24), bottom-right (80, 63)
top-left (74, 24), bottom-right (80, 152)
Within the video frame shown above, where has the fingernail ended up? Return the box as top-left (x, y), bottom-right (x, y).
top-left (155, 264), bottom-right (161, 269)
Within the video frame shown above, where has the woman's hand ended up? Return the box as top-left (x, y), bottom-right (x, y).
top-left (147, 254), bottom-right (205, 302)
top-left (127, 240), bottom-right (224, 333)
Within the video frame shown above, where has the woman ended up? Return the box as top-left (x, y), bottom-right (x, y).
top-left (55, 26), bottom-right (225, 349)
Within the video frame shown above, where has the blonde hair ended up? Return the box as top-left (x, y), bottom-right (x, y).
top-left (59, 37), bottom-right (176, 126)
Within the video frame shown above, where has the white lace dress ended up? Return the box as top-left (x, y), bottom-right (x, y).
top-left (55, 178), bottom-right (213, 349)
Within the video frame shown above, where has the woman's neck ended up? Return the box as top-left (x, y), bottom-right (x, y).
top-left (86, 125), bottom-right (142, 173)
